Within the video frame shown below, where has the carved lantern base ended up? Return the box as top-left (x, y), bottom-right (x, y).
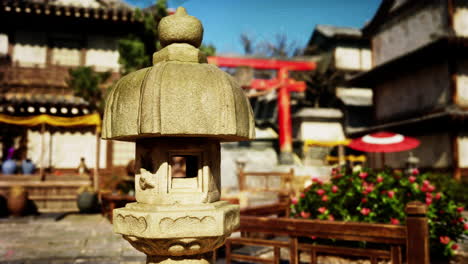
top-left (113, 201), bottom-right (239, 263)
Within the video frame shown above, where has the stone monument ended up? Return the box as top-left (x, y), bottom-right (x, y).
top-left (102, 7), bottom-right (255, 264)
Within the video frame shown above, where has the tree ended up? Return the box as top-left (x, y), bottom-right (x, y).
top-left (67, 66), bottom-right (111, 114)
top-left (239, 32), bottom-right (301, 58)
top-left (118, 0), bottom-right (216, 75)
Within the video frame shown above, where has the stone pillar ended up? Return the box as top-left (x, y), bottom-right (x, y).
top-left (101, 7), bottom-right (255, 264)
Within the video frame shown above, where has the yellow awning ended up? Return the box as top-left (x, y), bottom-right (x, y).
top-left (304, 139), bottom-right (351, 147)
top-left (0, 113), bottom-right (101, 131)
top-left (326, 155), bottom-right (367, 163)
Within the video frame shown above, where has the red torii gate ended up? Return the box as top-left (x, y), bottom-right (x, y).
top-left (208, 56), bottom-right (316, 164)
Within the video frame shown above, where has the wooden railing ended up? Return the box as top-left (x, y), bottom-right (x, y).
top-left (227, 201), bottom-right (429, 264)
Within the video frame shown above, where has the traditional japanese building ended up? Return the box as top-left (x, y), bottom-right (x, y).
top-left (349, 0), bottom-right (468, 179)
top-left (0, 0), bottom-right (141, 176)
top-left (299, 25), bottom-right (372, 165)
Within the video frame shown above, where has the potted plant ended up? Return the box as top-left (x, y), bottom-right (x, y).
top-left (76, 186), bottom-right (99, 213)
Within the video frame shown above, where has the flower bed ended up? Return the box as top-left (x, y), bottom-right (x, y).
top-left (290, 166), bottom-right (467, 259)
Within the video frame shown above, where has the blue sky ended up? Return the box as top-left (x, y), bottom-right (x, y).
top-left (126, 0), bottom-right (381, 55)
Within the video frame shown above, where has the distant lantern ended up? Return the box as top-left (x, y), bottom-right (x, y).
top-left (102, 7), bottom-right (255, 264)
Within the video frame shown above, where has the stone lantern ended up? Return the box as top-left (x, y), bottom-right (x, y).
top-left (102, 7), bottom-right (255, 264)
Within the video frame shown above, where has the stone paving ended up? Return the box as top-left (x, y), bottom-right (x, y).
top-left (0, 214), bottom-right (146, 264)
top-left (0, 212), bottom-right (466, 264)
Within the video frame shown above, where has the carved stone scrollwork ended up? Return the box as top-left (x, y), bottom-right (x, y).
top-left (139, 169), bottom-right (156, 190)
top-left (122, 235), bottom-right (227, 257)
top-left (159, 216), bottom-right (216, 236)
top-left (115, 214), bottom-right (147, 234)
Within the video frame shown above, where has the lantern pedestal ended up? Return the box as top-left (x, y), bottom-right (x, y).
top-left (114, 201), bottom-right (239, 263)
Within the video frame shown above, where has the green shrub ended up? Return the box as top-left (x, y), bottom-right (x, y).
top-left (290, 166), bottom-right (467, 258)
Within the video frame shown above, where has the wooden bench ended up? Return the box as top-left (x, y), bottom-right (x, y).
top-left (226, 201), bottom-right (429, 264)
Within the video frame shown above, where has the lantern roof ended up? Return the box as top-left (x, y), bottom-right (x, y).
top-left (102, 7), bottom-right (255, 142)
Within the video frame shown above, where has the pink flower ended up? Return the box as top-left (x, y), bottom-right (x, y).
top-left (316, 189), bottom-right (325, 196)
top-left (435, 192), bottom-right (442, 200)
top-left (300, 211), bottom-right (310, 219)
top-left (452, 244), bottom-right (459, 250)
top-left (376, 175), bottom-right (383, 183)
top-left (390, 218), bottom-right (400, 225)
top-left (464, 223), bottom-right (468, 231)
top-left (331, 185), bottom-right (339, 193)
top-left (361, 198), bottom-right (367, 203)
top-left (359, 172), bottom-right (368, 179)
top-left (321, 195), bottom-right (329, 202)
top-left (423, 180), bottom-right (430, 187)
top-left (362, 182), bottom-right (374, 195)
top-left (440, 236), bottom-right (450, 245)
top-left (312, 177), bottom-right (323, 185)
top-left (412, 168), bottom-right (419, 175)
top-left (300, 192), bottom-right (305, 198)
top-left (291, 197), bottom-right (298, 205)
top-left (310, 236), bottom-right (317, 240)
top-left (387, 190), bottom-right (395, 199)
top-left (425, 192), bottom-right (432, 199)
top-left (318, 207), bottom-right (327, 214)
top-left (360, 208), bottom-right (371, 216)
top-left (459, 217), bottom-right (464, 223)
top-left (408, 176), bottom-right (416, 183)
top-left (425, 197), bottom-right (432, 206)
top-left (328, 215), bottom-right (335, 221)
top-left (457, 207), bottom-right (464, 213)
top-left (427, 185), bottom-right (436, 192)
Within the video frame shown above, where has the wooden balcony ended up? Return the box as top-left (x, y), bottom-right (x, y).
top-left (0, 63), bottom-right (120, 90)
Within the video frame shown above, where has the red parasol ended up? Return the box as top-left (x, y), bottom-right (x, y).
top-left (349, 132), bottom-right (420, 153)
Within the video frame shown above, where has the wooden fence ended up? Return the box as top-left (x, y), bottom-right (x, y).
top-left (227, 201), bottom-right (429, 264)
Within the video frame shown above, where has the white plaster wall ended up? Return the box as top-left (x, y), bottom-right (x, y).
top-left (0, 34), bottom-right (8, 56)
top-left (361, 49), bottom-right (372, 70)
top-left (454, 7), bottom-right (468, 37)
top-left (12, 31), bottom-right (47, 67)
top-left (112, 141), bottom-right (135, 166)
top-left (334, 47), bottom-right (371, 71)
top-left (372, 4), bottom-right (447, 66)
top-left (458, 132), bottom-right (468, 168)
top-left (299, 122), bottom-right (346, 142)
top-left (27, 131), bottom-right (106, 169)
top-left (221, 143), bottom-right (278, 189)
top-left (86, 35), bottom-right (120, 72)
top-left (55, 0), bottom-right (100, 8)
top-left (52, 48), bottom-right (81, 66)
top-left (457, 59), bottom-right (468, 106)
top-left (27, 131), bottom-right (51, 167)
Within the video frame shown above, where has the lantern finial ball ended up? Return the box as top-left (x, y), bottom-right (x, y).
top-left (158, 6), bottom-right (203, 48)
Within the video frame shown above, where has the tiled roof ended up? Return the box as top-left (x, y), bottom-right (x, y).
top-left (315, 25), bottom-right (362, 38)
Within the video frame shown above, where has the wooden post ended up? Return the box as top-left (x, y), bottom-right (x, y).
top-left (278, 68), bottom-right (294, 165)
top-left (225, 239), bottom-right (231, 264)
top-left (39, 122), bottom-right (46, 181)
top-left (338, 144), bottom-right (345, 166)
top-left (93, 127), bottom-right (100, 191)
top-left (289, 236), bottom-right (298, 264)
top-left (405, 201), bottom-right (430, 264)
